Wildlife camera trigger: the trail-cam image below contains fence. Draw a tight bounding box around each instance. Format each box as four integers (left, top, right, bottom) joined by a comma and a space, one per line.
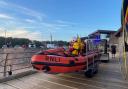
0, 48, 41, 78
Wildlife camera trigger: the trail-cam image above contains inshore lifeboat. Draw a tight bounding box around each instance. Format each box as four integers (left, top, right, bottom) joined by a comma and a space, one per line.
31, 48, 97, 73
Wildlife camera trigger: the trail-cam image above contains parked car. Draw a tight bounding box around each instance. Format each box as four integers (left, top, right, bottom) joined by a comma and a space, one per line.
28, 43, 36, 48
2, 45, 7, 48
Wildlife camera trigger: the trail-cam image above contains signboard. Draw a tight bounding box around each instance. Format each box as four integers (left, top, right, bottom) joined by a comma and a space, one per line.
93, 35, 101, 45
45, 56, 60, 62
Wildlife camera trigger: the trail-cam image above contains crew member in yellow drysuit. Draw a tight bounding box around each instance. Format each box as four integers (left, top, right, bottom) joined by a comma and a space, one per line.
71, 37, 85, 56
72, 41, 80, 56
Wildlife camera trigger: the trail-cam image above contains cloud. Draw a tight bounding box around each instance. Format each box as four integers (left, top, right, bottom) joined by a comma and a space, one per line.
0, 13, 13, 20
0, 0, 46, 21
0, 1, 77, 41
0, 0, 8, 6
25, 19, 35, 23
40, 22, 71, 30
0, 28, 43, 41
18, 6, 45, 21
0, 1, 74, 28
56, 20, 76, 25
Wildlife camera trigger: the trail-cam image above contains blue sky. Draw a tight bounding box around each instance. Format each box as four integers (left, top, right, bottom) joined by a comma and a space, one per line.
0, 0, 122, 41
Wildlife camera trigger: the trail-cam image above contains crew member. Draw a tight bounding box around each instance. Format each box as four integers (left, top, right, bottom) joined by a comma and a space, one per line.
66, 37, 85, 56
71, 37, 84, 56
71, 41, 79, 56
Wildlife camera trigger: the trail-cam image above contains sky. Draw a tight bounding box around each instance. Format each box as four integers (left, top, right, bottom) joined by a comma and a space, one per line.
0, 0, 122, 41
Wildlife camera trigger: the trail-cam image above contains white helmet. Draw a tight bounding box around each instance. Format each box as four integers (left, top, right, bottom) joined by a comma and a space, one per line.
72, 37, 77, 42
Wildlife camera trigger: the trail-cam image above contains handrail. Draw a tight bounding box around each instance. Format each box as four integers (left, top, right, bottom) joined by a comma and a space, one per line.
0, 48, 40, 77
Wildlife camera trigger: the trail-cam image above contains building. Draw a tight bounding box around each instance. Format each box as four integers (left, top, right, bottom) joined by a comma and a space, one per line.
46, 44, 56, 49
114, 27, 123, 52
89, 30, 118, 44
115, 27, 122, 38
89, 30, 115, 39
88, 30, 117, 53
80, 36, 88, 40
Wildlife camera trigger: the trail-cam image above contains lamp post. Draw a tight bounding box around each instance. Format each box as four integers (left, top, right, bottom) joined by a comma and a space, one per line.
5, 29, 7, 46
50, 33, 52, 44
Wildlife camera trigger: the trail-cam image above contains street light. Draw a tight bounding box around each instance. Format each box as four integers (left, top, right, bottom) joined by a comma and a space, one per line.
5, 29, 7, 46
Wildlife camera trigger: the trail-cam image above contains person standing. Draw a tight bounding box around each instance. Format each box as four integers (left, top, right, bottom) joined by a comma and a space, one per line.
111, 45, 116, 58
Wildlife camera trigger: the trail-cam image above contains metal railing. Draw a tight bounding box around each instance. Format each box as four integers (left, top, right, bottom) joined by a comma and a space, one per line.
0, 48, 41, 77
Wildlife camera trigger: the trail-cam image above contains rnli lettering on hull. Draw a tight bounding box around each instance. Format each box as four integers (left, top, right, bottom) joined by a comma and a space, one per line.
45, 56, 60, 62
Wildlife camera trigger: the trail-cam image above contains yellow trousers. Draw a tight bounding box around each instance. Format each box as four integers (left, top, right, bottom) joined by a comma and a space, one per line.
72, 50, 79, 56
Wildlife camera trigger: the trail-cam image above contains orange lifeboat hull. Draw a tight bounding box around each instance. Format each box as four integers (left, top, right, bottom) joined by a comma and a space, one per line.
31, 54, 88, 73
31, 47, 99, 73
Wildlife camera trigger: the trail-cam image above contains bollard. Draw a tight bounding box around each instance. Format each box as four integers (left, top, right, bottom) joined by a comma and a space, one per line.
8, 64, 12, 75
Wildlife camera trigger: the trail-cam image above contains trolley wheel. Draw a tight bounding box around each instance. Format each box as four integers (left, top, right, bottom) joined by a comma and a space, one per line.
101, 60, 109, 63
8, 71, 12, 75
85, 69, 94, 78
94, 69, 98, 74
43, 66, 51, 72
94, 62, 99, 74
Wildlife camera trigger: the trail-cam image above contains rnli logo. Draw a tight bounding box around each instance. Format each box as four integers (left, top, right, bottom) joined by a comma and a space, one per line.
45, 56, 60, 62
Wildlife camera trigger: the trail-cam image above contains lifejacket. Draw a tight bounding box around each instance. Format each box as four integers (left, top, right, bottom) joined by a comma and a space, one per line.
72, 42, 80, 56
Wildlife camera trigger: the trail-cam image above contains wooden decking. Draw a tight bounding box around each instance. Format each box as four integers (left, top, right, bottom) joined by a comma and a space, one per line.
0, 57, 128, 89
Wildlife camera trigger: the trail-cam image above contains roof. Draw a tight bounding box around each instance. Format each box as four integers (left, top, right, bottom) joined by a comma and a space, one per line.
80, 36, 88, 40
89, 30, 116, 37
114, 27, 122, 37
81, 30, 117, 40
